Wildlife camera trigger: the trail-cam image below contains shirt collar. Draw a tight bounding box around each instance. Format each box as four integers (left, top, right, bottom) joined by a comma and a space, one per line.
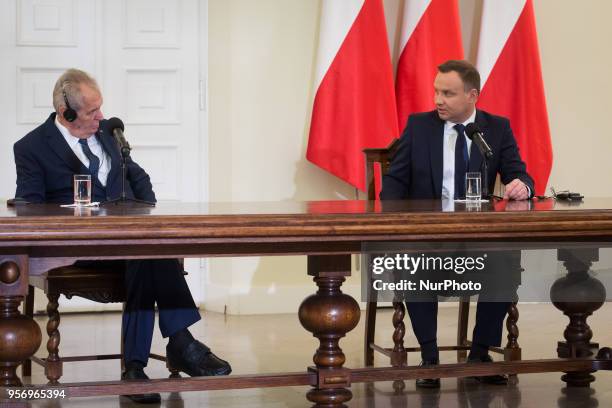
54, 115, 96, 148
445, 109, 477, 130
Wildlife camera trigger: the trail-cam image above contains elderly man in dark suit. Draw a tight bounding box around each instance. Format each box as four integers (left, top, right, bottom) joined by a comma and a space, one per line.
14, 69, 231, 404
381, 60, 533, 388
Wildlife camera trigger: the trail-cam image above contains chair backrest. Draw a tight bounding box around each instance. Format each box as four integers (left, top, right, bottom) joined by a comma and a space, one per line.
363, 138, 400, 201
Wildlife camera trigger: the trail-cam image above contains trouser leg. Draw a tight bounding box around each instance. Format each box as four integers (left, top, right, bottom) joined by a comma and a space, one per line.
471, 301, 511, 347
123, 260, 156, 365
406, 301, 439, 360
147, 259, 201, 338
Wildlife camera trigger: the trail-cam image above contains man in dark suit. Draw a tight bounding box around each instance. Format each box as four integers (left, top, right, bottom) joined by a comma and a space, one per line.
381, 60, 534, 388
14, 69, 231, 403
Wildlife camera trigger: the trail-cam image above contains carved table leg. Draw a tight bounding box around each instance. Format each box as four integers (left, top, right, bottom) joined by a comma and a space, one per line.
505, 302, 521, 384
551, 248, 605, 387
391, 302, 408, 398
0, 257, 42, 386
390, 302, 407, 367
299, 255, 360, 408
45, 293, 62, 384
505, 302, 520, 359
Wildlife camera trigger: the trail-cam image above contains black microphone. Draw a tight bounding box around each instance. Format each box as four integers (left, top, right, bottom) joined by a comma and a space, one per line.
107, 117, 131, 157
465, 122, 493, 160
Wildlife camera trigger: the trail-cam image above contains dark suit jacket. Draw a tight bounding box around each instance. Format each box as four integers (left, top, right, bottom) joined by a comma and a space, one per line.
14, 113, 155, 204
381, 109, 534, 200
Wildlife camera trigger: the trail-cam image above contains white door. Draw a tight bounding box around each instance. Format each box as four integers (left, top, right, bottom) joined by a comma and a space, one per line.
0, 0, 208, 311
0, 0, 98, 197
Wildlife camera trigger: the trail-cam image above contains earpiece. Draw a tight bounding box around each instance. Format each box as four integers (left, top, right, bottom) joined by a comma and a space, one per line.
62, 90, 77, 122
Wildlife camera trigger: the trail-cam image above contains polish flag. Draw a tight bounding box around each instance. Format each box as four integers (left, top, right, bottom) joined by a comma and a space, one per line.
395, 0, 464, 129
476, 0, 552, 195
307, 0, 398, 191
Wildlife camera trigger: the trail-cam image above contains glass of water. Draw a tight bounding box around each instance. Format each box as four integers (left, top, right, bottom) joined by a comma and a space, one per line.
73, 174, 92, 205
465, 172, 481, 201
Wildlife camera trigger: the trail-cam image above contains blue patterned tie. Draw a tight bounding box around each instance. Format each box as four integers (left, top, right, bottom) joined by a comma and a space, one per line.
78, 138, 100, 179
454, 124, 468, 199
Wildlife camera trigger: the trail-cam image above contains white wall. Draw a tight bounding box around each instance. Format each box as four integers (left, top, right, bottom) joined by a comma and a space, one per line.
533, 0, 612, 197
206, 0, 361, 315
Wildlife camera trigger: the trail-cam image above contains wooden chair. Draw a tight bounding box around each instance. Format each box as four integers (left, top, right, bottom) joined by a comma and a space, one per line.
22, 262, 181, 383
362, 139, 521, 367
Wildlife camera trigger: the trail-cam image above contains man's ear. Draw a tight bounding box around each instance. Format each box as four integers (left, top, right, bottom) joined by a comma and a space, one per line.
469, 89, 479, 104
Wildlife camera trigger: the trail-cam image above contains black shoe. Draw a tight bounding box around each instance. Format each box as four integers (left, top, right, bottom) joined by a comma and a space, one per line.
121, 366, 161, 404
467, 354, 508, 385
167, 339, 232, 377
416, 359, 440, 389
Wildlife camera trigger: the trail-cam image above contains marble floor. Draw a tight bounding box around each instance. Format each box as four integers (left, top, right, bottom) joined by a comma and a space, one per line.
8, 303, 612, 407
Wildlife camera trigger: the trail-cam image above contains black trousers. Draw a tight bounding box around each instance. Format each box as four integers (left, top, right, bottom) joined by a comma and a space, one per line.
405, 250, 521, 350
75, 259, 201, 364
406, 300, 511, 348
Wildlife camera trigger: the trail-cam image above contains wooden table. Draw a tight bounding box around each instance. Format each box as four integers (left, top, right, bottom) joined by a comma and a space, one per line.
1, 198, 612, 406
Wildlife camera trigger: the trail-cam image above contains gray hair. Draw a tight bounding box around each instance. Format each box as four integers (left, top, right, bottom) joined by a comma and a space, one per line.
52, 69, 100, 112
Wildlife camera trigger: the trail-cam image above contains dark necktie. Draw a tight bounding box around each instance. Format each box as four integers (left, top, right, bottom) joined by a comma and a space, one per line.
78, 138, 100, 179
454, 124, 468, 199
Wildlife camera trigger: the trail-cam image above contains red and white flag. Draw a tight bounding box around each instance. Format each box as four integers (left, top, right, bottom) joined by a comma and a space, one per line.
476, 0, 552, 195
307, 0, 398, 191
395, 0, 464, 129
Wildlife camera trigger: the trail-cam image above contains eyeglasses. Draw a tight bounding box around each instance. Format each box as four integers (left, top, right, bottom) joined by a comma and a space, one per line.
550, 187, 583, 201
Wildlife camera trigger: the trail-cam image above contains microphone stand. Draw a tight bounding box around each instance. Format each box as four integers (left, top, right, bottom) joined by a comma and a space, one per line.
102, 145, 155, 207
481, 157, 490, 200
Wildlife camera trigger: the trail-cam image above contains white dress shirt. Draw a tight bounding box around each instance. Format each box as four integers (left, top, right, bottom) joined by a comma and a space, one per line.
441, 110, 476, 200
55, 117, 111, 187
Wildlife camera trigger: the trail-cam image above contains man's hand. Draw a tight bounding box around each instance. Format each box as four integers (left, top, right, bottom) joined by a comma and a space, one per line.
503, 179, 530, 201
